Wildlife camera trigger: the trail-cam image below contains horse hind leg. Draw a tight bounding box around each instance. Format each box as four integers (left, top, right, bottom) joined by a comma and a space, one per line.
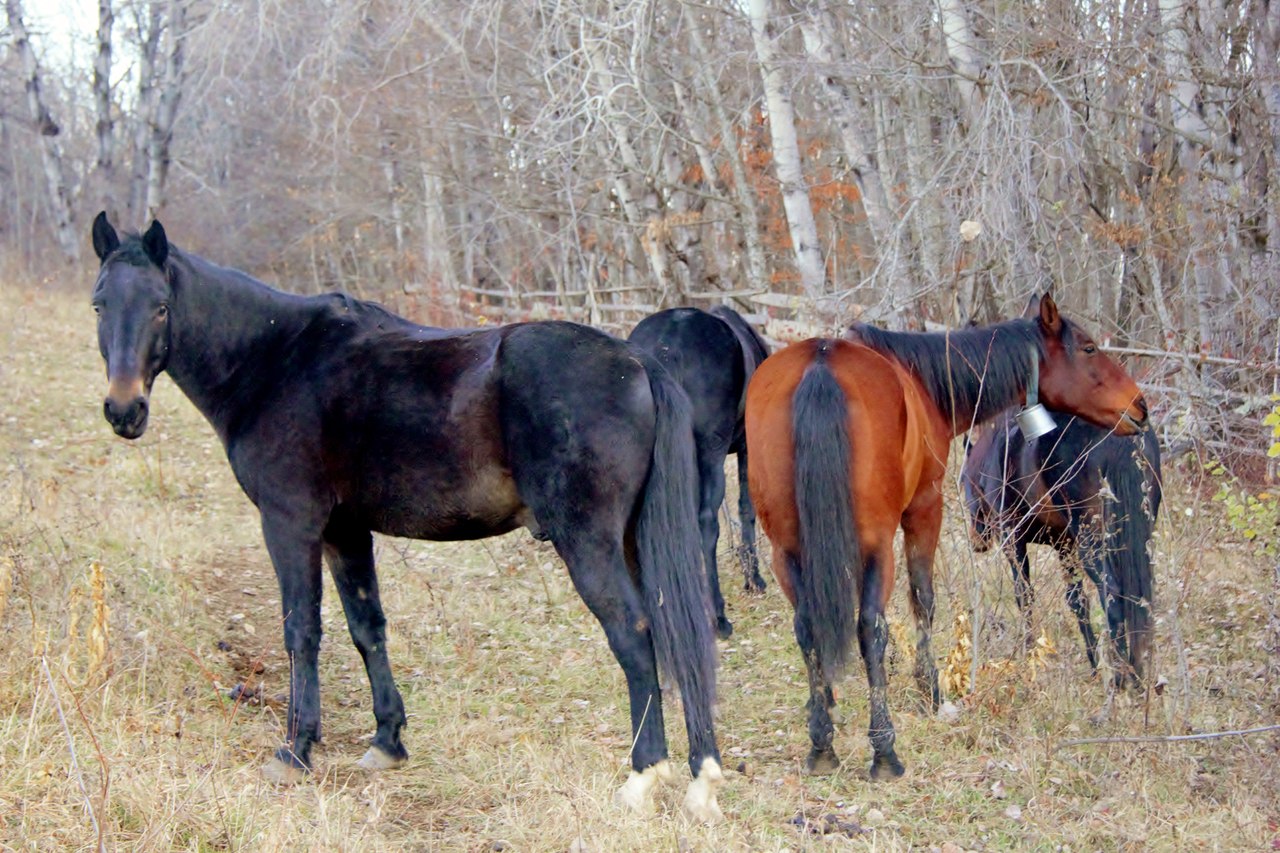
902, 499, 942, 710
735, 450, 767, 594
1004, 539, 1036, 655
323, 512, 408, 770
554, 538, 673, 814
698, 451, 733, 639
794, 602, 840, 775
1057, 543, 1100, 673
860, 546, 905, 780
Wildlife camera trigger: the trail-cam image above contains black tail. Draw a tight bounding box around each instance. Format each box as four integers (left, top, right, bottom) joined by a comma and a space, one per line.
791, 342, 859, 679
1102, 429, 1162, 684
634, 354, 717, 743
709, 305, 771, 398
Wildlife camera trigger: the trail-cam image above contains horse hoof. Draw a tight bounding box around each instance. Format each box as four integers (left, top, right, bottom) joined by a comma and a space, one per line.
614, 759, 672, 814
743, 575, 767, 596
868, 755, 905, 781
682, 757, 724, 823
357, 745, 407, 771
715, 617, 734, 640
262, 756, 308, 786
805, 749, 840, 776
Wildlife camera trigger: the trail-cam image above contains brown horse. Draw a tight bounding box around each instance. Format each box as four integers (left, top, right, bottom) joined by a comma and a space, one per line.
745, 294, 1147, 779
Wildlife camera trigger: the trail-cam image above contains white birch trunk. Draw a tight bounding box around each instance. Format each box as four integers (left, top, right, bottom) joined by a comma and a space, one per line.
936, 0, 984, 126
6, 0, 79, 261
128, 1, 163, 224
1158, 0, 1232, 356
1252, 0, 1280, 293
581, 27, 674, 299
747, 0, 827, 299
145, 0, 188, 220
791, 1, 893, 250
94, 0, 114, 177
684, 10, 771, 294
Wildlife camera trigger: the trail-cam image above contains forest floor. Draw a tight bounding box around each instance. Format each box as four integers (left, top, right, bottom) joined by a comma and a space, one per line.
1, 279, 1277, 851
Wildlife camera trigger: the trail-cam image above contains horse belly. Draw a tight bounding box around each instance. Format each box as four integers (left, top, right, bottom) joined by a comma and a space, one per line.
363, 461, 527, 542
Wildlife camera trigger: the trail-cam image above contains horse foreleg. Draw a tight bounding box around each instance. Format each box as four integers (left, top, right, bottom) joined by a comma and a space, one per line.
697, 453, 733, 639
323, 515, 408, 771
859, 548, 904, 780
260, 514, 325, 784
902, 498, 942, 710
735, 450, 766, 595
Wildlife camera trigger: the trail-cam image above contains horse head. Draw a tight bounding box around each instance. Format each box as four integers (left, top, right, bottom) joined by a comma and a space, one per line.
1030, 293, 1148, 436
90, 211, 172, 439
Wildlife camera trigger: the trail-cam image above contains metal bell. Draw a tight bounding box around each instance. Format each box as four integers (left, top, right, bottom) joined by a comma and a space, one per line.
1016, 402, 1057, 440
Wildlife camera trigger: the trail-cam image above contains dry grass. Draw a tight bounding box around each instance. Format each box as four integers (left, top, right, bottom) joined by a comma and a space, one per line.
1, 277, 1277, 852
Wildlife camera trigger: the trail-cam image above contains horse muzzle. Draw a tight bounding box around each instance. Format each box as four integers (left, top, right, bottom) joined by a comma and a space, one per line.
104, 377, 150, 439
1117, 396, 1150, 435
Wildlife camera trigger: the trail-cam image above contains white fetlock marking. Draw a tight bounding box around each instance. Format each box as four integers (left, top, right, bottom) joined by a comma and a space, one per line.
614, 759, 672, 813
262, 756, 306, 786
682, 757, 725, 823
357, 746, 405, 771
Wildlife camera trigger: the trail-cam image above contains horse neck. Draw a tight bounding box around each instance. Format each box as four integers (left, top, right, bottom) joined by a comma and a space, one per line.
857, 319, 1037, 437
164, 250, 313, 434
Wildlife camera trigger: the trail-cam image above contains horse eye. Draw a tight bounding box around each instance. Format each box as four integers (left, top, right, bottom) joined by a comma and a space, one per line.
1082, 344, 1097, 355
156, 304, 169, 320
92, 304, 102, 316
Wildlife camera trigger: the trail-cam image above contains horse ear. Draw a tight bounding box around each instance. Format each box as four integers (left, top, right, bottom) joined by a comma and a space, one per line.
91, 211, 119, 263
1037, 292, 1062, 334
1021, 294, 1040, 319
142, 220, 169, 267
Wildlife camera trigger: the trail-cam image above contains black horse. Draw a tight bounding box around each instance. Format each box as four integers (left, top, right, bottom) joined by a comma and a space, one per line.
628, 307, 770, 639
89, 213, 724, 820
961, 409, 1162, 688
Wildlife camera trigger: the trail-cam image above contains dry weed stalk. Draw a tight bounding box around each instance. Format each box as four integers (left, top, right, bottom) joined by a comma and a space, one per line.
88, 561, 111, 681
0, 552, 13, 624
65, 580, 83, 681
940, 610, 1057, 701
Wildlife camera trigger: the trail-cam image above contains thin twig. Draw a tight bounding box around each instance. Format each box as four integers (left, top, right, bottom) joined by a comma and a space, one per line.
1101, 343, 1280, 376
1056, 723, 1280, 750
41, 656, 105, 852
57, 668, 111, 853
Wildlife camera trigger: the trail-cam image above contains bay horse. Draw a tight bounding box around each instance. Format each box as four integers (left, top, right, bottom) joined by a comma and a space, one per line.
88, 213, 724, 820
961, 407, 1161, 688
744, 294, 1148, 779
629, 306, 771, 638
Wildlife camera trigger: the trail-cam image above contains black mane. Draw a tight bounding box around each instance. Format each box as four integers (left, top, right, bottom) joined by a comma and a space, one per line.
850, 318, 1076, 427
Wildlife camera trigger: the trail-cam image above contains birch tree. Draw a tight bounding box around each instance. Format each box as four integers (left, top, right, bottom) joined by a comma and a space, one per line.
6, 0, 79, 261
746, 0, 827, 300
144, 0, 188, 220
93, 0, 115, 211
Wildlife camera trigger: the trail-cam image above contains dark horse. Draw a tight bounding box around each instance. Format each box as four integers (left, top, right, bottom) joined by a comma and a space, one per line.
629, 306, 771, 639
89, 213, 724, 819
961, 407, 1161, 689
745, 295, 1148, 779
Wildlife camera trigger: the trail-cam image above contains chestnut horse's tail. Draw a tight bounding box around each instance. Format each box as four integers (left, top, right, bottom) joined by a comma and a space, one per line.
791, 342, 859, 679
1104, 429, 1162, 684
634, 353, 717, 741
